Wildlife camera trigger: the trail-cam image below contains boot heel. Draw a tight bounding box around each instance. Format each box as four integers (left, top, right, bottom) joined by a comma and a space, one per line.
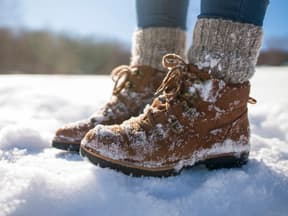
204, 152, 249, 170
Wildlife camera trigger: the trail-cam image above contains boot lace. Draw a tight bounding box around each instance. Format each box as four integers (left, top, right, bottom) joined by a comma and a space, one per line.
137, 53, 257, 129
90, 65, 136, 123
138, 54, 194, 128
111, 65, 136, 95
154, 54, 188, 100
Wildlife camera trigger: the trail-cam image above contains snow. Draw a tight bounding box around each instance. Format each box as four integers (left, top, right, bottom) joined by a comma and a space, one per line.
195, 54, 221, 71
0, 67, 288, 216
189, 79, 225, 103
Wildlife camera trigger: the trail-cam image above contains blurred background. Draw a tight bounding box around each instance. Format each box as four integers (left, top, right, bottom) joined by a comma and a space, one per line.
0, 0, 287, 75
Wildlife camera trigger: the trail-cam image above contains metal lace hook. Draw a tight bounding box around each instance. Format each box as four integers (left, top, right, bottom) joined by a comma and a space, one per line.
248, 97, 257, 104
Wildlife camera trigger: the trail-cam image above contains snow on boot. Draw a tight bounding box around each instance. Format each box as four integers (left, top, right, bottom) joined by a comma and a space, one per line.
80, 54, 256, 176
52, 65, 166, 151
52, 27, 186, 152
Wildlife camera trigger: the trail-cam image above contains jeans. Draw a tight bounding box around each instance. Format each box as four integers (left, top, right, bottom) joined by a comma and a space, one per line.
199, 0, 269, 26
136, 0, 189, 30
136, 0, 268, 29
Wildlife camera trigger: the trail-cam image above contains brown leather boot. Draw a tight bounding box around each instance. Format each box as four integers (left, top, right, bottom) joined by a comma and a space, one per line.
52, 65, 166, 151
80, 54, 256, 176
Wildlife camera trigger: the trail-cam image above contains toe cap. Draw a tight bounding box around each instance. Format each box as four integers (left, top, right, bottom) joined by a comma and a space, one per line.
54, 120, 94, 143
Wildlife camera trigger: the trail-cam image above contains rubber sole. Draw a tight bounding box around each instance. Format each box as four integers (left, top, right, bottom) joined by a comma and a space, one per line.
80, 146, 249, 177
52, 140, 80, 152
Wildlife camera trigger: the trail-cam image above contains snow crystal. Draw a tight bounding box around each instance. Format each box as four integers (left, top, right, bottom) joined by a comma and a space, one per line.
208, 104, 214, 111
83, 125, 128, 161
151, 123, 167, 141
209, 128, 223, 135
0, 69, 288, 216
131, 131, 147, 146
190, 80, 220, 103
95, 142, 128, 161
190, 79, 226, 103
195, 80, 214, 102
234, 100, 240, 105
214, 106, 225, 113
196, 54, 221, 71
174, 135, 250, 171
93, 124, 115, 137
218, 79, 226, 90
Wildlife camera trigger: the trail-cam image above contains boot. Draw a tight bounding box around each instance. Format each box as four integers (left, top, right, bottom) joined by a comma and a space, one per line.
52, 65, 166, 151
80, 54, 256, 176
52, 27, 186, 151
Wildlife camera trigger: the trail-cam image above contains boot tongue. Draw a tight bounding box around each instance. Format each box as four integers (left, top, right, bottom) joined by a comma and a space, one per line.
150, 64, 229, 122
188, 64, 212, 80
142, 54, 227, 127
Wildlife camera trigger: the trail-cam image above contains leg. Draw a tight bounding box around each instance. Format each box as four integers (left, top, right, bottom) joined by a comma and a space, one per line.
52, 0, 189, 151
131, 0, 189, 71
80, 0, 271, 176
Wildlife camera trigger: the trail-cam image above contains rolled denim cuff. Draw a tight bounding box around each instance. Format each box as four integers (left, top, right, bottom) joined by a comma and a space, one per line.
199, 0, 269, 26
136, 0, 189, 30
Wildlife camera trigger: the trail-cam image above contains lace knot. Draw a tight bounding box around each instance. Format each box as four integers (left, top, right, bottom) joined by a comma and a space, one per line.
162, 53, 186, 69
154, 54, 187, 99
111, 65, 133, 95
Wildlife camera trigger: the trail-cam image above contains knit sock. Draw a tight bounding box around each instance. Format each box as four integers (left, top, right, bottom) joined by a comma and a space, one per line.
131, 27, 186, 71
188, 18, 263, 83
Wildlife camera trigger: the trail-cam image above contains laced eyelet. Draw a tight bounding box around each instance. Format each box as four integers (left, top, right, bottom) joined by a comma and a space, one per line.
171, 121, 184, 133
194, 79, 202, 85
132, 69, 142, 76
183, 91, 198, 102
158, 96, 166, 103
153, 128, 164, 139
191, 93, 198, 99
125, 81, 134, 89
90, 117, 96, 123
117, 106, 126, 112
185, 107, 197, 116
168, 116, 184, 133
183, 92, 191, 98
102, 110, 108, 116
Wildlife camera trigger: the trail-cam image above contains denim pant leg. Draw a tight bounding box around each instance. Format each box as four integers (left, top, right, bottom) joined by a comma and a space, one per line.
136, 0, 189, 30
199, 0, 269, 26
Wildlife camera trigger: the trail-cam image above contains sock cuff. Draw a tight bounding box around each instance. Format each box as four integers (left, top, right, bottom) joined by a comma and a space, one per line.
188, 18, 263, 83
131, 27, 186, 71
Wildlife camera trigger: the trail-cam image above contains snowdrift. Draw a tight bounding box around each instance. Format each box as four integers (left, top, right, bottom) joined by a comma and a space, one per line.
0, 67, 288, 216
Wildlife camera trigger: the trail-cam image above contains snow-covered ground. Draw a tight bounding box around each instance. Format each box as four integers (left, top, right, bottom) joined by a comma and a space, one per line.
0, 67, 288, 216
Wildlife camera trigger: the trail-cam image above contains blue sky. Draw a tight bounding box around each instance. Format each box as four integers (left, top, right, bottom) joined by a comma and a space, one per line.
20, 0, 288, 50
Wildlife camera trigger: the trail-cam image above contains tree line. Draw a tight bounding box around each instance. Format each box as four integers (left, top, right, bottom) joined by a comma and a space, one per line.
0, 28, 287, 75
0, 28, 130, 74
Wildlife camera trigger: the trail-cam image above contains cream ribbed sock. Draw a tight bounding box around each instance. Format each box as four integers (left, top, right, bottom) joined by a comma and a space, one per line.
188, 18, 263, 83
131, 27, 186, 71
